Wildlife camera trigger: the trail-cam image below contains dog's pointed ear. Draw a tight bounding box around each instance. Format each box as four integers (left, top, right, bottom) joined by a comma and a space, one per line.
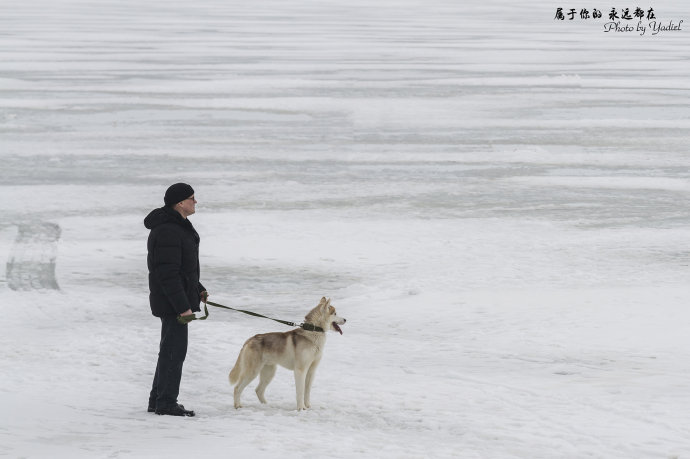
325, 298, 331, 307
319, 297, 327, 306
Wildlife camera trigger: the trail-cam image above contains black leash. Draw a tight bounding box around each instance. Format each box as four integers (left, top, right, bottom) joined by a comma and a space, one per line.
177, 300, 325, 333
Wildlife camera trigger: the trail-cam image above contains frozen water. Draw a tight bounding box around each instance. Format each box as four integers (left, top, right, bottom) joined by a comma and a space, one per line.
1, 0, 690, 458
6, 222, 61, 290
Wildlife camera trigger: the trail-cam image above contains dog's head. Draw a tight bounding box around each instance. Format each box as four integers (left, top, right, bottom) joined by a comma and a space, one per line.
305, 297, 346, 335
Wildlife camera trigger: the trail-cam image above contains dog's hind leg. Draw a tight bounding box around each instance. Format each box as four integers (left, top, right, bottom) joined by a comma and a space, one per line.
255, 364, 276, 404
233, 364, 262, 409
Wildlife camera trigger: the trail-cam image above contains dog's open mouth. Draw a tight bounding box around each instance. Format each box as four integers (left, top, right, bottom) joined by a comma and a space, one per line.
332, 322, 343, 335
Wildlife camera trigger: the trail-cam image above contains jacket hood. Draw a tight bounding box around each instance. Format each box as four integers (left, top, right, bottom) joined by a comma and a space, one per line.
144, 206, 200, 243
144, 206, 182, 230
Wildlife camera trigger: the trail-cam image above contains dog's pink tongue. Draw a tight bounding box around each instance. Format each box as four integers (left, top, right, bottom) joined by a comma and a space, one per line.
333, 322, 343, 335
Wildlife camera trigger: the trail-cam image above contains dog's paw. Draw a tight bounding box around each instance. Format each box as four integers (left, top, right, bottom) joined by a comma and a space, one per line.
234, 403, 242, 409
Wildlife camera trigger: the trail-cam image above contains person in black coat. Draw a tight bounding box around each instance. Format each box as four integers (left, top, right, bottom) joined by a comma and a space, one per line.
145, 183, 208, 417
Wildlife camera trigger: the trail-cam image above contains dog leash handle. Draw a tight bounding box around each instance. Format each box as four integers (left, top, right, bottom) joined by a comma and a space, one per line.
177, 303, 210, 325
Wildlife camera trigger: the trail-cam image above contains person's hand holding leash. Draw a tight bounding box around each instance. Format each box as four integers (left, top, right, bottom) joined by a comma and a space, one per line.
177, 308, 195, 325
177, 292, 210, 325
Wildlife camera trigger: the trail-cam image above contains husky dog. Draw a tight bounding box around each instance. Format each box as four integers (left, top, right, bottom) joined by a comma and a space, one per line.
229, 297, 346, 411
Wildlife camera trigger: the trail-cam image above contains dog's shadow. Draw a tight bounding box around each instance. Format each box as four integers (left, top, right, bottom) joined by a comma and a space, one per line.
213, 405, 316, 418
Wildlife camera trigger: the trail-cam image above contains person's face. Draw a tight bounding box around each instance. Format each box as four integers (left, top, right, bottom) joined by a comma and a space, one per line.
177, 195, 197, 217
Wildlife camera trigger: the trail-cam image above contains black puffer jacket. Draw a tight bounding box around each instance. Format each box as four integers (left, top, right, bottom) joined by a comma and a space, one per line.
145, 206, 205, 317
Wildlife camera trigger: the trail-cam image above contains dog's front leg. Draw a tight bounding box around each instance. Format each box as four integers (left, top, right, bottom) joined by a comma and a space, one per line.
294, 368, 308, 411
304, 360, 321, 409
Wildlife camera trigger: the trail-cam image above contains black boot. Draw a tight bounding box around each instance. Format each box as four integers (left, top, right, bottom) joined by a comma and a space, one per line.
148, 402, 185, 413
155, 404, 195, 417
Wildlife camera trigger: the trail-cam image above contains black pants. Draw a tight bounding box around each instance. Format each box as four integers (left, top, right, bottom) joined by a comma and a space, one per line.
149, 316, 188, 410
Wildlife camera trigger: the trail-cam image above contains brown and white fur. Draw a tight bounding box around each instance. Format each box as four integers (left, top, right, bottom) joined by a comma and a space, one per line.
228, 297, 346, 411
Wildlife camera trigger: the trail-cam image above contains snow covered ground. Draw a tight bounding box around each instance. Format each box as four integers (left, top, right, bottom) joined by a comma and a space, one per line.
1, 0, 690, 457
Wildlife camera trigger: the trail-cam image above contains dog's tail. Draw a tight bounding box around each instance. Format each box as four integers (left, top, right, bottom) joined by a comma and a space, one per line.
228, 348, 243, 385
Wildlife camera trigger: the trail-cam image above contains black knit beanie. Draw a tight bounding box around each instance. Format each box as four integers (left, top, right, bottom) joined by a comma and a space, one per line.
164, 183, 194, 207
